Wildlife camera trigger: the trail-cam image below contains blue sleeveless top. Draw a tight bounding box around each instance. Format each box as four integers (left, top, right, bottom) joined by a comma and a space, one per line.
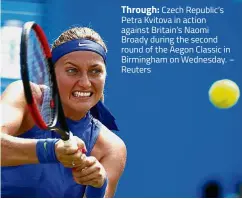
1, 113, 102, 198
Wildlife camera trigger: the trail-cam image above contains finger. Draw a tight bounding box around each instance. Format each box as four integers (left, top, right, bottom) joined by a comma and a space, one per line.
58, 140, 78, 155
73, 163, 98, 178
72, 159, 89, 171
72, 153, 87, 167
59, 152, 86, 167
59, 159, 75, 168
74, 156, 97, 171
72, 163, 86, 172
55, 141, 75, 163
74, 177, 99, 187
74, 171, 98, 184
84, 156, 97, 167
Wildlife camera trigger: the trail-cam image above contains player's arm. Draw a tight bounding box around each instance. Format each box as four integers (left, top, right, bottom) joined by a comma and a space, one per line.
1, 81, 87, 167
1, 133, 39, 166
0, 80, 39, 166
72, 125, 127, 197
98, 130, 127, 197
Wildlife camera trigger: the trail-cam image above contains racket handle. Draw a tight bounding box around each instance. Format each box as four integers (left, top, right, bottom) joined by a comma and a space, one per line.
63, 132, 77, 147
63, 132, 87, 154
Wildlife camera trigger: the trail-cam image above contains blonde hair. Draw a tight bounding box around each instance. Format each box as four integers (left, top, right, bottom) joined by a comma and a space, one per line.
52, 27, 107, 52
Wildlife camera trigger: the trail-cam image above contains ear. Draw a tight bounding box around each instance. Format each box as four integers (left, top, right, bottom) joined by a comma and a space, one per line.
100, 94, 104, 103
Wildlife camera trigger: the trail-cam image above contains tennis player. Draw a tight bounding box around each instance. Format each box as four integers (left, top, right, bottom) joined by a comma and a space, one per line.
1, 27, 127, 197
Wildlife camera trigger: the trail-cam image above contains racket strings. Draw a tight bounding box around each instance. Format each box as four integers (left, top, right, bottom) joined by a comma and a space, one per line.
27, 30, 54, 126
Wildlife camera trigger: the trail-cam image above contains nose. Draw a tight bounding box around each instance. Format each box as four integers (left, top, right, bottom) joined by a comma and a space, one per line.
77, 73, 91, 88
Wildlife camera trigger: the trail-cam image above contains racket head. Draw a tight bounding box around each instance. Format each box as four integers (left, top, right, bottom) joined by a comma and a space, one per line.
20, 21, 70, 140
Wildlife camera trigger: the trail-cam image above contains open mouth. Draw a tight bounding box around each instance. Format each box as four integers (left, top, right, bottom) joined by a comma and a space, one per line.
72, 91, 93, 98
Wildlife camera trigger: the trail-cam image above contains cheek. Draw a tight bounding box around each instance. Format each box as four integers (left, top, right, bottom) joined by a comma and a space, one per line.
56, 74, 73, 95
93, 78, 105, 95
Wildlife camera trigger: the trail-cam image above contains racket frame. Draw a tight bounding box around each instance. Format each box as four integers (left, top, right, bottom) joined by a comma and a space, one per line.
20, 21, 70, 141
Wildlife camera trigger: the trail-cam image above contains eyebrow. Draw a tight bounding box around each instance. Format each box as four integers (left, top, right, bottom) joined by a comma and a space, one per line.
64, 61, 104, 68
89, 63, 104, 68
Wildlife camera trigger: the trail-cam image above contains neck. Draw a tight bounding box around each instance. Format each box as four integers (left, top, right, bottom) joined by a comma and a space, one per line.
64, 108, 88, 121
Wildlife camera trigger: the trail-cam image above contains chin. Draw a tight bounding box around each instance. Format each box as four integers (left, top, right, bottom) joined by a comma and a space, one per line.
72, 102, 94, 113
63, 102, 91, 117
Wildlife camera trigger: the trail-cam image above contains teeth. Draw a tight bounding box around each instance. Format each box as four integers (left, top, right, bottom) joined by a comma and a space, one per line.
73, 91, 91, 97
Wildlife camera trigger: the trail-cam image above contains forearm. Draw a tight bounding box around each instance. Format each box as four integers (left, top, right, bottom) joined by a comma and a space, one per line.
104, 184, 116, 198
1, 133, 39, 166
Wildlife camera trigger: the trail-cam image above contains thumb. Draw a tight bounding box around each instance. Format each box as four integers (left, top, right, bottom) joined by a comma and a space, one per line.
74, 136, 87, 153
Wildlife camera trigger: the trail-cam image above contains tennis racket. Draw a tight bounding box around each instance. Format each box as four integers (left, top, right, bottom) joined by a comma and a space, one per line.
20, 21, 74, 146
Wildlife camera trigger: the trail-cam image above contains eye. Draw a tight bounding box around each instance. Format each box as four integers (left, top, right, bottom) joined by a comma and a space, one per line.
89, 68, 102, 75
66, 68, 78, 75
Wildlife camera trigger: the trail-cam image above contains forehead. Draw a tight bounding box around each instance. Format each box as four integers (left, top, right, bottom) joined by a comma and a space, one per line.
56, 51, 105, 67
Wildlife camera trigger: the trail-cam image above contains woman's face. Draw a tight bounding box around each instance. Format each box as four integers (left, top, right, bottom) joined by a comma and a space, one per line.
55, 51, 106, 119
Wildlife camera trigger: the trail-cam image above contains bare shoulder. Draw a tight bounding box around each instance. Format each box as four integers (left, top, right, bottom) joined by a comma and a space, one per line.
0, 80, 42, 135
1, 80, 43, 105
100, 124, 126, 149
1, 80, 25, 104
91, 123, 127, 162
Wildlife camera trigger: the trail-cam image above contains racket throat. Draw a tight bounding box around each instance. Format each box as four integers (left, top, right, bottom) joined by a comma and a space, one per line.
50, 127, 70, 141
